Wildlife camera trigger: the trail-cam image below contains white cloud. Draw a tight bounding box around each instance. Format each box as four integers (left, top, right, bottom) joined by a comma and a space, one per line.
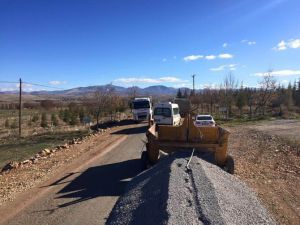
241, 39, 256, 45
254, 70, 300, 77
247, 41, 256, 45
222, 43, 228, 48
115, 78, 159, 83
210, 64, 237, 72
289, 39, 300, 48
3, 83, 41, 92
183, 55, 203, 61
274, 40, 287, 50
205, 55, 216, 60
210, 65, 226, 71
115, 76, 187, 84
183, 53, 234, 61
218, 53, 233, 59
273, 39, 300, 51
172, 83, 192, 88
49, 80, 66, 85
199, 83, 220, 89
16, 83, 34, 91
159, 77, 182, 82
162, 58, 167, 62
0, 87, 16, 92
228, 64, 237, 70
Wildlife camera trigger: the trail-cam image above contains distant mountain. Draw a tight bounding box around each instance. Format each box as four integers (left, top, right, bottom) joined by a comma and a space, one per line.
30, 84, 127, 96
143, 85, 177, 95
0, 84, 189, 97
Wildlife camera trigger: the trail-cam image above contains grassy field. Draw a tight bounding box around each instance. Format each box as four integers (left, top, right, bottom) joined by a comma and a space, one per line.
0, 129, 90, 168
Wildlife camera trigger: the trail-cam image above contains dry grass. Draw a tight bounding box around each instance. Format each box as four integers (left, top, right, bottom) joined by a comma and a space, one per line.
0, 129, 90, 168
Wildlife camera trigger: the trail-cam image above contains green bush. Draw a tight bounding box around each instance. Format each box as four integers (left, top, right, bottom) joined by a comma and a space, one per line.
51, 113, 59, 126
63, 109, 70, 123
32, 114, 39, 122
59, 109, 64, 120
69, 113, 79, 125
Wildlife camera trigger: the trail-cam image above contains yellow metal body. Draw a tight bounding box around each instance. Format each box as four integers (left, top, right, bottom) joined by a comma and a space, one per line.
146, 115, 230, 166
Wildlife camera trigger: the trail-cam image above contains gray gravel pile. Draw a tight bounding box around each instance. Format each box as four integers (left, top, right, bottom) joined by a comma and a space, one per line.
106, 152, 276, 225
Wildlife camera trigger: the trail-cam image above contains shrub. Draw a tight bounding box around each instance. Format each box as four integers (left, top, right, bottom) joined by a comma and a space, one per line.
32, 114, 39, 122
10, 120, 17, 129
4, 119, 9, 128
63, 109, 70, 123
41, 113, 48, 128
51, 113, 59, 126
69, 113, 79, 125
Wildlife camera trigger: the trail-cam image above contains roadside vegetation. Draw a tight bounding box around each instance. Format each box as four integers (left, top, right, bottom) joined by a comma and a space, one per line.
0, 85, 131, 167
0, 130, 89, 168
176, 73, 300, 123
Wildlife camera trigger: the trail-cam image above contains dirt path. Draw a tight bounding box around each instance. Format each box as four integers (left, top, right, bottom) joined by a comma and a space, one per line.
0, 123, 147, 225
227, 120, 300, 225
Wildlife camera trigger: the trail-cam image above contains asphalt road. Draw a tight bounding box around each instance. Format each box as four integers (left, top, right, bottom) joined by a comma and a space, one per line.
5, 125, 147, 225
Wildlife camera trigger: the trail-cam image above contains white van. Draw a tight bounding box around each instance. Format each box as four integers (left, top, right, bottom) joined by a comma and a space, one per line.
153, 102, 181, 126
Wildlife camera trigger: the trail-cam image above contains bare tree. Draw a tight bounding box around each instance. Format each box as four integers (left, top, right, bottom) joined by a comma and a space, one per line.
254, 72, 277, 116
221, 73, 238, 118
92, 88, 110, 126
244, 87, 255, 118
236, 84, 246, 116
127, 86, 139, 99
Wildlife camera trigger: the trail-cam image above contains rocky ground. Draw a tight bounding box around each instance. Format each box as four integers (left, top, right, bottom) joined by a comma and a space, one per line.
228, 123, 300, 225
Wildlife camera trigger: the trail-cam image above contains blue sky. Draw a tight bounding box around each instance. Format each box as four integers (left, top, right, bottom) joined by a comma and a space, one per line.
0, 0, 300, 91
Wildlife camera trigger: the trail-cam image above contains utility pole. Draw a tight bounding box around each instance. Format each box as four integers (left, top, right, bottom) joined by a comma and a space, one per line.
192, 74, 196, 95
19, 78, 22, 138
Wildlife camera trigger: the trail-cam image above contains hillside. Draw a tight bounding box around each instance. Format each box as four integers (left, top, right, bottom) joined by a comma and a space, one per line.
0, 84, 189, 98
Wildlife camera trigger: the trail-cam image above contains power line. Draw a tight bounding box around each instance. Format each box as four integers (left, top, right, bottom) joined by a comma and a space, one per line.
23, 81, 65, 90
0, 81, 19, 84
0, 80, 66, 90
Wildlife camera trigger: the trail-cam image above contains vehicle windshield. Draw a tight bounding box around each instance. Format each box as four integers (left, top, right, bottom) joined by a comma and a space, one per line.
197, 116, 212, 121
133, 101, 150, 109
154, 108, 171, 117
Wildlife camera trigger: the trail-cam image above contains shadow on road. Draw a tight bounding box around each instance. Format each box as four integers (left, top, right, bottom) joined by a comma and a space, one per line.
111, 125, 148, 135
53, 159, 142, 208
90, 119, 136, 130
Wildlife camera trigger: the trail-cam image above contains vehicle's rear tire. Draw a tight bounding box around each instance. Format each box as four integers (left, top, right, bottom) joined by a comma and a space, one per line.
223, 155, 234, 174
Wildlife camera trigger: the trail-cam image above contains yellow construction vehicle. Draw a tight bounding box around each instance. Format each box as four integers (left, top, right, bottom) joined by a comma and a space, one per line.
143, 114, 234, 174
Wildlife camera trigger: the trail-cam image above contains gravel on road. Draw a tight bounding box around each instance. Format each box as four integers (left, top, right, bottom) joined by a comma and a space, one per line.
107, 151, 276, 225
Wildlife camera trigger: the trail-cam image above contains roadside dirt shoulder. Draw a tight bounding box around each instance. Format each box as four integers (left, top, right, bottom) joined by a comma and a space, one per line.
0, 123, 140, 208
227, 123, 300, 225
